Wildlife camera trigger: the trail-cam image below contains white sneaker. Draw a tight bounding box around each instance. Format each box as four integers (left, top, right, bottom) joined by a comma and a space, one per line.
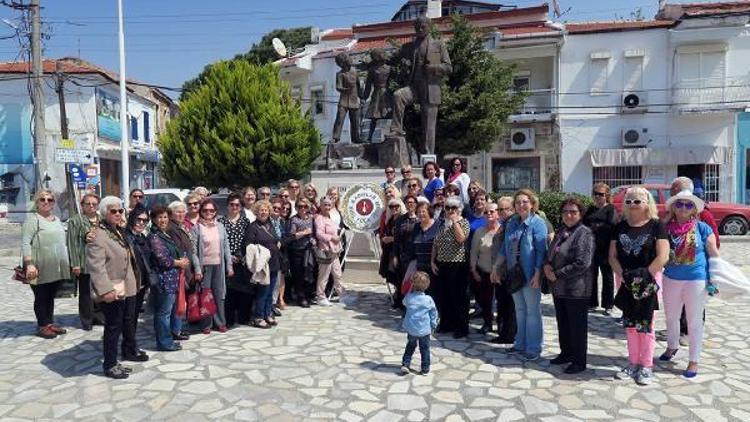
615, 365, 638, 380
636, 367, 654, 386
400, 365, 410, 375
318, 298, 332, 307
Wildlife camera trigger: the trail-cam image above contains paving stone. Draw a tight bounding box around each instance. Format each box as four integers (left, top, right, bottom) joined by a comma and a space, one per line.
388, 394, 428, 411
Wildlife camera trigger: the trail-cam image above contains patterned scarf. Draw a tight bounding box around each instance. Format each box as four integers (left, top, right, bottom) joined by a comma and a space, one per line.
667, 219, 697, 265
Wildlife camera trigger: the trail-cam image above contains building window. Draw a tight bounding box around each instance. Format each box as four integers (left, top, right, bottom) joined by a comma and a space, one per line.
310, 87, 325, 116
130, 116, 139, 141
676, 48, 726, 106
589, 57, 610, 94
143, 112, 150, 143
513, 74, 530, 92
623, 56, 644, 91
492, 157, 541, 193
703, 164, 720, 203
593, 166, 642, 189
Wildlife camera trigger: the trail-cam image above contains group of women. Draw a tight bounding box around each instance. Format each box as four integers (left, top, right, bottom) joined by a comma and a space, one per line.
378, 160, 718, 382
21, 180, 349, 379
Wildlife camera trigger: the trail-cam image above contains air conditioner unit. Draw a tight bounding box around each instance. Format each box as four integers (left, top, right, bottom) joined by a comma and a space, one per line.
622, 128, 650, 148
339, 156, 357, 169
621, 92, 648, 113
510, 128, 535, 151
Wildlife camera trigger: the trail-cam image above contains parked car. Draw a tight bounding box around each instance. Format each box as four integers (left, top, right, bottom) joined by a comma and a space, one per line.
611, 184, 750, 235
143, 188, 189, 210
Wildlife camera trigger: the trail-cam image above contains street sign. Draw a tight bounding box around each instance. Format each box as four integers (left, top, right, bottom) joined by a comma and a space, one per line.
60, 138, 76, 149
69, 164, 87, 183
54, 148, 94, 164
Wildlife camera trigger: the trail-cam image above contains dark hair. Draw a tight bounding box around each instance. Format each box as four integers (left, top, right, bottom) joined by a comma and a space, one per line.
559, 196, 587, 216
226, 192, 241, 205
199, 198, 218, 215
416, 202, 434, 218
127, 203, 149, 228
469, 189, 488, 210
148, 204, 169, 222
403, 194, 418, 204
129, 188, 144, 197
421, 161, 441, 179
446, 157, 466, 178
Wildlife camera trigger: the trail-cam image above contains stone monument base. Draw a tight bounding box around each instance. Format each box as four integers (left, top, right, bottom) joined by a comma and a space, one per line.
378, 135, 409, 168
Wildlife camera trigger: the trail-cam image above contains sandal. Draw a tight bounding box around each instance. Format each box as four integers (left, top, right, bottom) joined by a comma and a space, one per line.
265, 317, 278, 326
253, 319, 271, 329
659, 348, 678, 361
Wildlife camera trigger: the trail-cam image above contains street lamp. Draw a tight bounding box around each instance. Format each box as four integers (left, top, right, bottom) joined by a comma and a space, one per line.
117, 0, 129, 201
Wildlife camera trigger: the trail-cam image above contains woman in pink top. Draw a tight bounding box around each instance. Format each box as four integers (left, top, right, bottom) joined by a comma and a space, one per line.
191, 199, 233, 334
314, 197, 344, 306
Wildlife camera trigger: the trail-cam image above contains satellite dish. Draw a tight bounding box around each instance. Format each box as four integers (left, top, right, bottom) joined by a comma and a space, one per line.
272, 38, 288, 58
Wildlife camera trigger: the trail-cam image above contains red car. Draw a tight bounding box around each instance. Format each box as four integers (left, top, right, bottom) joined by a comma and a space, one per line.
611, 184, 750, 235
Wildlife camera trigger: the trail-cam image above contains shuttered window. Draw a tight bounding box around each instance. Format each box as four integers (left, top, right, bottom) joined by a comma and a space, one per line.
589, 58, 609, 94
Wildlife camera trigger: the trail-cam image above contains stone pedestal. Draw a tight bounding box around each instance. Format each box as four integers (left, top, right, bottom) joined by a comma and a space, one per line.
378, 135, 409, 168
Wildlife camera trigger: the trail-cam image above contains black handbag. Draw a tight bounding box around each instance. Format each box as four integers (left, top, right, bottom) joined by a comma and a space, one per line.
505, 224, 528, 294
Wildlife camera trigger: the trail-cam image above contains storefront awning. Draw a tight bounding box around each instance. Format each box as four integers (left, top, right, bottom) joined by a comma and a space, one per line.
589, 146, 732, 167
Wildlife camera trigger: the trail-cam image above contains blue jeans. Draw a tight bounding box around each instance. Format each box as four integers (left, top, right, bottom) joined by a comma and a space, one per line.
512, 285, 543, 355
402, 334, 431, 372
254, 272, 278, 319
153, 290, 180, 350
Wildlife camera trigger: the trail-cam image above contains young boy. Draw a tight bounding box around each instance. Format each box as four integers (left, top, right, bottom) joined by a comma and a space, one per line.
401, 271, 438, 375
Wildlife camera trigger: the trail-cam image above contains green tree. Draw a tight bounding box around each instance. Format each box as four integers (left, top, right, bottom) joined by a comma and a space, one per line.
180, 27, 312, 100
390, 14, 526, 158
160, 61, 321, 188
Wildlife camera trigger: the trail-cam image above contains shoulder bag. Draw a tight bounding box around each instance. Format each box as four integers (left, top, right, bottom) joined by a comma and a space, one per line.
13, 215, 40, 284
311, 218, 335, 264
505, 223, 528, 294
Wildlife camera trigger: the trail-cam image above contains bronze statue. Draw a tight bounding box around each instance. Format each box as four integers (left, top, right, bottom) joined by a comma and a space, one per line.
360, 48, 391, 142
389, 15, 452, 155
332, 52, 362, 144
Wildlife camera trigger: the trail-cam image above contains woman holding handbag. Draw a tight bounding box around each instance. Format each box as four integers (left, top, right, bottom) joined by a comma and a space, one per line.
86, 196, 139, 379
167, 201, 198, 339
499, 189, 548, 361
149, 205, 190, 351
314, 197, 345, 306
543, 197, 595, 374
191, 199, 233, 334
21, 189, 71, 339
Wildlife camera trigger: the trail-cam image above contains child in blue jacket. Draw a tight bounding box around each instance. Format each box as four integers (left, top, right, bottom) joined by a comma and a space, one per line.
401, 271, 438, 375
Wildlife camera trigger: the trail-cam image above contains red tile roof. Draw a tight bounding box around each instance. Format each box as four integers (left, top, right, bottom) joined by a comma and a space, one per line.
680, 1, 750, 17
566, 20, 675, 34
321, 28, 354, 41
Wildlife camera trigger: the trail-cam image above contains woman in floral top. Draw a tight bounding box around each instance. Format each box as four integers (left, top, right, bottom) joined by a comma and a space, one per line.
432, 196, 470, 338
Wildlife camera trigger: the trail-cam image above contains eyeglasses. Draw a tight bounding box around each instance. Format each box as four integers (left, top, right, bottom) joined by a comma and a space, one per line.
280, 194, 289, 198
135, 217, 149, 224
290, 185, 300, 190
187, 202, 199, 207
498, 207, 512, 212
272, 206, 282, 211
385, 170, 395, 174
593, 192, 606, 197
389, 205, 400, 209
229, 203, 241, 207
445, 206, 458, 211
83, 202, 98, 207
674, 200, 695, 210
109, 209, 125, 215
38, 197, 55, 203
624, 199, 643, 205
562, 209, 580, 215
406, 201, 416, 205
201, 208, 217, 214
484, 210, 497, 215
131, 194, 144, 199
409, 184, 418, 188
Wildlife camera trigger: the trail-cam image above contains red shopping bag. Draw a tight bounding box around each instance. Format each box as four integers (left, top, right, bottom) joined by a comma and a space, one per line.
199, 287, 217, 317
175, 270, 187, 319
186, 290, 202, 323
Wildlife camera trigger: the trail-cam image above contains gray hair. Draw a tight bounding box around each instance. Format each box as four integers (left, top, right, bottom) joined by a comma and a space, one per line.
99, 195, 123, 216
193, 186, 209, 196
671, 176, 694, 192
168, 200, 186, 212
486, 203, 498, 212
445, 196, 463, 211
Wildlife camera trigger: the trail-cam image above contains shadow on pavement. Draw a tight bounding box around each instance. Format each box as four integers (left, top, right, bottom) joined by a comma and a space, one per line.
0, 313, 81, 339
41, 339, 103, 377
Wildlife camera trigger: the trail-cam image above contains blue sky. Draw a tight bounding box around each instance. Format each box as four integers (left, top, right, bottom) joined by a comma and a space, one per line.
0, 1, 715, 92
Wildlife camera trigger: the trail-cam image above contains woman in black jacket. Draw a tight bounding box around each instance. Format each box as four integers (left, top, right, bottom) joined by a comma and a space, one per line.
246, 200, 281, 328
543, 197, 595, 374
583, 182, 617, 314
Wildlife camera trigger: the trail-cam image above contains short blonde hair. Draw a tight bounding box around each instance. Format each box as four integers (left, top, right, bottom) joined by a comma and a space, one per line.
622, 186, 658, 222
411, 271, 431, 292
384, 184, 401, 200
497, 196, 513, 207
252, 199, 273, 216
33, 189, 55, 203
513, 188, 539, 213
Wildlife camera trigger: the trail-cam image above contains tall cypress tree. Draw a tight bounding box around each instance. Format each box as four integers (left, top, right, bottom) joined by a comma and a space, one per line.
160, 61, 321, 188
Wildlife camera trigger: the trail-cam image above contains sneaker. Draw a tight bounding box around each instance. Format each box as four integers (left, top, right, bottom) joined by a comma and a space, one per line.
615, 365, 638, 380
318, 298, 332, 307
400, 365, 410, 375
419, 369, 430, 376
636, 367, 654, 386
104, 365, 129, 379
522, 353, 540, 362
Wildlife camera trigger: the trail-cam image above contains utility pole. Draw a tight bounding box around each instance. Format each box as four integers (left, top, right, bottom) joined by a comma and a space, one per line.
30, 0, 46, 190
55, 63, 78, 216
117, 0, 129, 201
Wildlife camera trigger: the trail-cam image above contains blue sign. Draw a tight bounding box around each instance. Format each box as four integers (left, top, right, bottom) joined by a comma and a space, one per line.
69, 164, 87, 183
0, 103, 33, 164
96, 88, 122, 142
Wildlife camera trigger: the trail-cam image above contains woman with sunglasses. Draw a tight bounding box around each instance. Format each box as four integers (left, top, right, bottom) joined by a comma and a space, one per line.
67, 193, 104, 331
121, 204, 153, 360
609, 186, 669, 386
22, 190, 71, 339
432, 196, 471, 338
303, 183, 320, 214
583, 182, 617, 315
379, 199, 404, 307
659, 190, 719, 379
499, 189, 548, 360
445, 158, 470, 205
405, 177, 423, 198
183, 192, 202, 231
191, 199, 233, 334
86, 196, 139, 379
218, 193, 253, 327
148, 205, 190, 351
277, 188, 294, 217
247, 200, 283, 326
393, 194, 419, 309
470, 203, 503, 335
270, 197, 290, 314
422, 161, 444, 203
287, 198, 315, 307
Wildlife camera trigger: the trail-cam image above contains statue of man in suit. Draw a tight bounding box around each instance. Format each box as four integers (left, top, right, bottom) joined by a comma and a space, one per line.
332, 52, 362, 144
389, 15, 452, 155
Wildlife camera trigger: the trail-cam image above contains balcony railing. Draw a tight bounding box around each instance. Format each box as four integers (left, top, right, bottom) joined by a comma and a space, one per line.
672, 76, 750, 112
510, 88, 555, 122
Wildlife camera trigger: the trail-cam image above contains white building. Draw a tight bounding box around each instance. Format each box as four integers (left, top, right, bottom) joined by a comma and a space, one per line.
0, 58, 175, 220
560, 2, 750, 203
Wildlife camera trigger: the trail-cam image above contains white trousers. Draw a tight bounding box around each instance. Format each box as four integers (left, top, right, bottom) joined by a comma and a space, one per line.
663, 276, 707, 362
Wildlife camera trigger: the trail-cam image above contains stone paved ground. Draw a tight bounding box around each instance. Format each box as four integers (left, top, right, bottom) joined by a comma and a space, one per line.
0, 234, 750, 421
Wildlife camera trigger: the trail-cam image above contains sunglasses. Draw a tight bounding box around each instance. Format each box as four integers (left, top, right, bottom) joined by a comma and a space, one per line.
290, 185, 300, 189
272, 206, 282, 211
389, 205, 400, 209
201, 208, 217, 213
445, 206, 458, 211
109, 209, 125, 215
674, 201, 695, 210
281, 194, 290, 198
453, 163, 461, 167
409, 184, 418, 188
83, 202, 98, 207
624, 199, 643, 205
187, 202, 199, 206
484, 210, 496, 215
385, 170, 395, 174
401, 170, 411, 175
260, 192, 271, 196
131, 195, 144, 199
299, 205, 309, 209
39, 198, 55, 203
593, 192, 606, 197
135, 217, 149, 224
